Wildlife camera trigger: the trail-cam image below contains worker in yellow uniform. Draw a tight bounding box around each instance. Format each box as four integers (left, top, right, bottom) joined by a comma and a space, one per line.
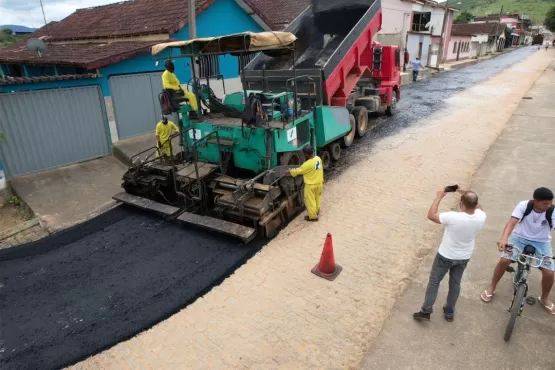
162, 59, 199, 113
286, 145, 324, 221
155, 115, 179, 164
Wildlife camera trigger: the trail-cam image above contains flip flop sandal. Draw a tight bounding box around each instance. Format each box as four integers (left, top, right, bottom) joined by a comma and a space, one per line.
538, 297, 555, 315
480, 290, 494, 303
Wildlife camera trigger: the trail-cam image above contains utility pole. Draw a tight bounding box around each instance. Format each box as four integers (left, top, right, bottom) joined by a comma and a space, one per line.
437, 0, 450, 67
188, 0, 201, 79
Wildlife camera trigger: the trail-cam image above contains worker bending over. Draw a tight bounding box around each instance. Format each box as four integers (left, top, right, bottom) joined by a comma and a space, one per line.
155, 115, 179, 164
286, 145, 324, 221
162, 60, 199, 113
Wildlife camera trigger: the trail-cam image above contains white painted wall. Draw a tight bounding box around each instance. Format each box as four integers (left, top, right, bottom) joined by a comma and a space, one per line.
471, 34, 489, 43
430, 8, 446, 36
407, 33, 432, 66
379, 0, 412, 35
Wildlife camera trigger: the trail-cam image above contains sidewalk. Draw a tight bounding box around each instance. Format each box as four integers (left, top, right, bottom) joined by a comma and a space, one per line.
360, 59, 555, 369
72, 50, 553, 369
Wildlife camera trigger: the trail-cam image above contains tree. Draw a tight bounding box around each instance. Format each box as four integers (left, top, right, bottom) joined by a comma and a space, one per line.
545, 6, 555, 33
454, 10, 474, 24
1, 28, 13, 35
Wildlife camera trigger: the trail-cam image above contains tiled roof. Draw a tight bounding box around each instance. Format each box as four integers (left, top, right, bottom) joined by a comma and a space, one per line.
0, 73, 99, 85
0, 41, 159, 69
451, 22, 505, 37
244, 0, 310, 30
31, 0, 215, 41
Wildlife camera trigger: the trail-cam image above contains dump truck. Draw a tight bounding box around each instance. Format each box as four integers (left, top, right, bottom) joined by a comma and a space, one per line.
113, 0, 401, 243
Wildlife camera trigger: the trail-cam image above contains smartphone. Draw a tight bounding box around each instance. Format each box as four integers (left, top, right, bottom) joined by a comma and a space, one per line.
445, 184, 459, 192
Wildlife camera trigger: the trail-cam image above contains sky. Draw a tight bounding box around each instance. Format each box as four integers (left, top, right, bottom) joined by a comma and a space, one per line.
0, 0, 122, 28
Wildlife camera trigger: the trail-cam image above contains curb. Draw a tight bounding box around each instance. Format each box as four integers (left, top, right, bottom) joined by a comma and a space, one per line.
0, 218, 40, 242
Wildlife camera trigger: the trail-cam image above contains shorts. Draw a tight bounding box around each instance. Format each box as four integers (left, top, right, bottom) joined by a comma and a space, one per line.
502, 235, 554, 271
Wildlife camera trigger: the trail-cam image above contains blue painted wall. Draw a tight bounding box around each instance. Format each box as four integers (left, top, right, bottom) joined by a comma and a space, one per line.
0, 0, 262, 96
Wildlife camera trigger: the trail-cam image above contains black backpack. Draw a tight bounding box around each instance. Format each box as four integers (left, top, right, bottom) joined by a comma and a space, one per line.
521, 200, 554, 229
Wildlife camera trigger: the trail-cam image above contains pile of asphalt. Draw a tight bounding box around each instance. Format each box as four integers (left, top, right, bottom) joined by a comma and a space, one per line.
0, 206, 262, 370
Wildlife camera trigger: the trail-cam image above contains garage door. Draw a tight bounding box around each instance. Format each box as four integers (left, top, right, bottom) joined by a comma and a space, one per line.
109, 72, 164, 140
0, 86, 111, 179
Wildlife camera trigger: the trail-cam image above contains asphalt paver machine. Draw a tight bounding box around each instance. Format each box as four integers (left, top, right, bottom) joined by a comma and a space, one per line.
113, 0, 401, 243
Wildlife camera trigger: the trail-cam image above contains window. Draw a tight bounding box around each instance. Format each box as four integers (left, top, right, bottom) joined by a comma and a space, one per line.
7, 64, 23, 77
238, 53, 258, 73
411, 12, 431, 32
453, 42, 457, 53
198, 55, 220, 79
466, 42, 470, 52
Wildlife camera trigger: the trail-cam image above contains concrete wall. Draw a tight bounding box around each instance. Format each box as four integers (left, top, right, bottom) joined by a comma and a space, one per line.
442, 11, 454, 61
379, 0, 411, 35
407, 33, 431, 66
446, 35, 472, 61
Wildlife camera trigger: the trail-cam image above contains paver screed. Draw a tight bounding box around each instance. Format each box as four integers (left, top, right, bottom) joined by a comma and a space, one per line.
73, 51, 554, 369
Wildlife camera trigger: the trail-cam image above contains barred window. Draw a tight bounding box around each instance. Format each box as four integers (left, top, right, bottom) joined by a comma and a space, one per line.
198, 55, 220, 79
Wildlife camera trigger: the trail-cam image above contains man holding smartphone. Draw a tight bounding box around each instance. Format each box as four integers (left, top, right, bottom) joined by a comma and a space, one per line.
413, 186, 487, 322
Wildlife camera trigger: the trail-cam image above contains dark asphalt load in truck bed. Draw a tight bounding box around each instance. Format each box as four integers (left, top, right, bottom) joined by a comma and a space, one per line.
0, 206, 263, 370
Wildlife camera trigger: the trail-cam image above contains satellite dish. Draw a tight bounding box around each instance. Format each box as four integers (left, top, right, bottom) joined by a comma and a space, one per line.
26, 39, 48, 57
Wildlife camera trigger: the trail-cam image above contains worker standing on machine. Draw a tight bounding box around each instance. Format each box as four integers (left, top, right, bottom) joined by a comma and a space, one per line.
156, 115, 179, 164
162, 60, 199, 114
286, 145, 324, 222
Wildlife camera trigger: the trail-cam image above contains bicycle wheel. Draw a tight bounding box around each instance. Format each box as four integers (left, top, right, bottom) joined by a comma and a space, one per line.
504, 284, 526, 341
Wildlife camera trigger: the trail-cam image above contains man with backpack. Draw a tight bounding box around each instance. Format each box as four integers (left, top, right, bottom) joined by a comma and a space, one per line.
481, 187, 555, 315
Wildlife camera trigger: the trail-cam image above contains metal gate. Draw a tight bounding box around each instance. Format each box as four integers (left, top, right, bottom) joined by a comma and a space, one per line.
0, 86, 110, 179
109, 72, 164, 140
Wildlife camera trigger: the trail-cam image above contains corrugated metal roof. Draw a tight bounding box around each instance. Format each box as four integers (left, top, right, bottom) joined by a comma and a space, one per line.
0, 73, 100, 85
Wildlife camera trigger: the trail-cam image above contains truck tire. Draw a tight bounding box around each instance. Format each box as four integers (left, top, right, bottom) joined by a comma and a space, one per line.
341, 114, 356, 148
352, 106, 369, 138
318, 151, 331, 170
386, 92, 398, 116
328, 142, 341, 161
279, 150, 305, 166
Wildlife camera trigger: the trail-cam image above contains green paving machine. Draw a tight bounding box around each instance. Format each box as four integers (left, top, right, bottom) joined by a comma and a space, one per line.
114, 0, 401, 242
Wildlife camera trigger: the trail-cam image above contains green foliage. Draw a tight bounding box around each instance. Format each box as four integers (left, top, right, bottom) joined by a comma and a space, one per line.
454, 0, 555, 24
545, 6, 555, 32
2, 28, 13, 35
0, 131, 6, 142
0, 31, 24, 47
455, 10, 474, 23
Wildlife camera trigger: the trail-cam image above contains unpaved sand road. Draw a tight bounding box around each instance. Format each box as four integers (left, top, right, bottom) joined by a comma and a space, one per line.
72, 49, 553, 369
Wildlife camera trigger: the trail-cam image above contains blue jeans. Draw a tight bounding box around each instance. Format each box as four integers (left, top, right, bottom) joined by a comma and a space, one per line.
502, 235, 554, 271
413, 70, 419, 81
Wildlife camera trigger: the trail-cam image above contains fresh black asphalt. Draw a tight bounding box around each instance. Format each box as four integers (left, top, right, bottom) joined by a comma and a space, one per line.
0, 206, 262, 370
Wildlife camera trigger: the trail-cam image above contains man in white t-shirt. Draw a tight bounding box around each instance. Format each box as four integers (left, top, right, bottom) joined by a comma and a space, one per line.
414, 187, 487, 322
481, 187, 554, 315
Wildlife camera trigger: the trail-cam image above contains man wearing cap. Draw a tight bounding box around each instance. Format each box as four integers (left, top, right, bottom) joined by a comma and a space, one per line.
155, 115, 179, 163
285, 145, 324, 221
162, 59, 199, 113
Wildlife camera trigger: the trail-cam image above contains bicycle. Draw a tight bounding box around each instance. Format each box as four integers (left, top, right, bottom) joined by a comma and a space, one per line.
503, 244, 554, 342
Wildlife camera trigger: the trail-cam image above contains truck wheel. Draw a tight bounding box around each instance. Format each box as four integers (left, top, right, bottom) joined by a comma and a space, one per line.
280, 150, 305, 166
386, 92, 398, 116
352, 106, 369, 138
329, 142, 341, 161
341, 114, 356, 148
318, 151, 331, 170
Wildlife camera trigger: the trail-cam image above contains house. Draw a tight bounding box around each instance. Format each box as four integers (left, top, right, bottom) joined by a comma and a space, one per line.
450, 22, 505, 60
472, 13, 531, 47
377, 0, 456, 67
0, 0, 303, 179
0, 25, 37, 35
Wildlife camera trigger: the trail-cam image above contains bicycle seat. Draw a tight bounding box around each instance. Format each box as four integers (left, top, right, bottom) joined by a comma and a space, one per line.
523, 245, 536, 256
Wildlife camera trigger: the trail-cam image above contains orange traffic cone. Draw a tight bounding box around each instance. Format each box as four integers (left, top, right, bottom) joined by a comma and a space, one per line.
311, 233, 342, 281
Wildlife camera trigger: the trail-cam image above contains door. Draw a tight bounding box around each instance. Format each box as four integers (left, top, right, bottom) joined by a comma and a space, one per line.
109, 72, 164, 140
0, 86, 110, 178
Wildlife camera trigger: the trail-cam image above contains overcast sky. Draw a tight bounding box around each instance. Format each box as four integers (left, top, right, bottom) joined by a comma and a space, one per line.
0, 0, 121, 27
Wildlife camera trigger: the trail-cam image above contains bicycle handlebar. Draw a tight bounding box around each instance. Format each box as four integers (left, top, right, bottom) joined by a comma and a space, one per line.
505, 244, 553, 268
